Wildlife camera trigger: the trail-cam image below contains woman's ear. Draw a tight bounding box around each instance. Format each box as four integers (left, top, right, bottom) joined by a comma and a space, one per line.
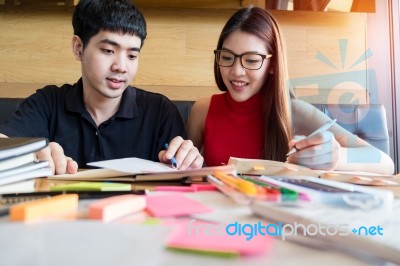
269, 66, 274, 75
268, 62, 275, 75
72, 35, 83, 61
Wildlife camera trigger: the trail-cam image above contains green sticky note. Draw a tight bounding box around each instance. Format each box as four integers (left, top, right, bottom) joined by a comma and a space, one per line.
166, 246, 239, 258
142, 217, 163, 225
50, 182, 131, 192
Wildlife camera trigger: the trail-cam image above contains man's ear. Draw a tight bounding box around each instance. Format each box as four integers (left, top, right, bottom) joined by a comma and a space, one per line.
72, 35, 83, 61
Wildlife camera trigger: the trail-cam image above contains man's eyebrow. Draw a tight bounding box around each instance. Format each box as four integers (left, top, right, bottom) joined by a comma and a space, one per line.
99, 38, 141, 52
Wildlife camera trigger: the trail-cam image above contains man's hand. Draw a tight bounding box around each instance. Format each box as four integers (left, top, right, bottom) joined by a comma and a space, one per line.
36, 142, 78, 174
158, 136, 204, 170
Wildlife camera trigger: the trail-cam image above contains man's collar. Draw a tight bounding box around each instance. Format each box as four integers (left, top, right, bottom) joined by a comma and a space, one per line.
115, 86, 138, 119
65, 79, 85, 114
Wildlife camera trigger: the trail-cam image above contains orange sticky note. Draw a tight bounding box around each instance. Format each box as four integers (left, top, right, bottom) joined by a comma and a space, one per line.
88, 194, 146, 222
10, 194, 79, 222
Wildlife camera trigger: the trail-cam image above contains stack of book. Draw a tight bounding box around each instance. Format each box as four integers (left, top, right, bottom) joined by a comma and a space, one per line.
0, 137, 53, 186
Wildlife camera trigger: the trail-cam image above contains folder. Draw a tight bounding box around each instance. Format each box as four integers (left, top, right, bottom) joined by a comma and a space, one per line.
0, 137, 48, 160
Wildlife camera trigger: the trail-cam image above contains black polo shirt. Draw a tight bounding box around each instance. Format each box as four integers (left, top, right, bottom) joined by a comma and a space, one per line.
0, 79, 186, 168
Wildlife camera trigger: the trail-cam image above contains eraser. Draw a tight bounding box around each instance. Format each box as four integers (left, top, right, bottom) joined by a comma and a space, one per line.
88, 194, 146, 222
10, 194, 79, 222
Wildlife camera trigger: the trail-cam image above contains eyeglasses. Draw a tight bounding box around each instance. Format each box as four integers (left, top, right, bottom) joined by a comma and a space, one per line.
214, 50, 272, 70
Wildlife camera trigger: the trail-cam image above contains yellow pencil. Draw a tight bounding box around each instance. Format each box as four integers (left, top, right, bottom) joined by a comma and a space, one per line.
213, 171, 258, 196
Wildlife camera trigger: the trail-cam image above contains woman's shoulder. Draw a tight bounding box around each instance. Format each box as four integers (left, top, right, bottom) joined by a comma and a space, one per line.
192, 93, 225, 111
290, 99, 317, 114
193, 96, 212, 112
290, 99, 329, 135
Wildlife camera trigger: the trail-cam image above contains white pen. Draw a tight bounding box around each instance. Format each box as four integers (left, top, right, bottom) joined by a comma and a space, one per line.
286, 119, 337, 156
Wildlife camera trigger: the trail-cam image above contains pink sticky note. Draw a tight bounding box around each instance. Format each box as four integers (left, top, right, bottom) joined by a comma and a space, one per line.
191, 184, 218, 191
166, 219, 272, 256
153, 186, 197, 192
146, 194, 212, 217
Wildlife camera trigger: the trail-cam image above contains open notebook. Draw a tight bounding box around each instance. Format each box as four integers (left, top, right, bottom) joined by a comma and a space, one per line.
49, 157, 236, 182
251, 199, 400, 265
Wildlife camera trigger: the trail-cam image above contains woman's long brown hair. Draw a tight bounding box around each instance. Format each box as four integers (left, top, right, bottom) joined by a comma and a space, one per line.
214, 7, 294, 162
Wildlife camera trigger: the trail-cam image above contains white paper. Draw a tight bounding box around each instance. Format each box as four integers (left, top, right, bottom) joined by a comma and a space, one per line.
87, 157, 176, 174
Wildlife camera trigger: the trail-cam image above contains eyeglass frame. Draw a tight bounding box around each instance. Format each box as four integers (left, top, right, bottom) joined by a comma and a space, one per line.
214, 49, 273, 70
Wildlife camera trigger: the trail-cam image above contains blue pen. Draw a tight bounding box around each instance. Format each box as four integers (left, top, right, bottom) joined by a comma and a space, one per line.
164, 143, 177, 168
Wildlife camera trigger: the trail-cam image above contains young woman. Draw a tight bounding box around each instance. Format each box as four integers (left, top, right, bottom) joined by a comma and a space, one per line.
187, 6, 394, 174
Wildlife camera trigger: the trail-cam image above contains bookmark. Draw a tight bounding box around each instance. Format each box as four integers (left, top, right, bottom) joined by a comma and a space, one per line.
50, 182, 132, 191
252, 166, 265, 171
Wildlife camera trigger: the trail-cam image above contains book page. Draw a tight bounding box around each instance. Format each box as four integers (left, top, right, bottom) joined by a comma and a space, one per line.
51, 158, 236, 182
228, 157, 319, 177
87, 157, 175, 174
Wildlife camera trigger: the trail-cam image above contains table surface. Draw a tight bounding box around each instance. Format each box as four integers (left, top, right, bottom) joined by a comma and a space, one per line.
0, 184, 390, 266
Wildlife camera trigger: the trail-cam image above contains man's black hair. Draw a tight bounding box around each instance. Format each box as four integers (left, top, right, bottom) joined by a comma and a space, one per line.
72, 0, 147, 48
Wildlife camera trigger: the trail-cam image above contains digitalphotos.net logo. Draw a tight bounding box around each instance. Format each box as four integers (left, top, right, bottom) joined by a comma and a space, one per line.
187, 219, 384, 241
288, 39, 381, 163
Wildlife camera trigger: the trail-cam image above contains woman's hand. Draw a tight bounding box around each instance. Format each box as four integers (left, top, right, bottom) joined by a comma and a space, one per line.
287, 131, 341, 170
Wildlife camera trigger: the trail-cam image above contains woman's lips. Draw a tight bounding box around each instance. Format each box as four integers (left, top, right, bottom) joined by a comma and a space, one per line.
231, 80, 248, 91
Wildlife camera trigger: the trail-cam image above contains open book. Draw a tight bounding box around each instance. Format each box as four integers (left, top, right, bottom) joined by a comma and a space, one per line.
228, 157, 319, 177
228, 157, 400, 188
49, 157, 236, 182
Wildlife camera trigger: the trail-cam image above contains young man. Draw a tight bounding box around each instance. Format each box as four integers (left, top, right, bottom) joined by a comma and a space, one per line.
0, 0, 203, 174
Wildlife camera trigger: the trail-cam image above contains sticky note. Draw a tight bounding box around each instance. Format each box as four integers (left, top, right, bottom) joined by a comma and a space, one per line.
50, 182, 131, 191
146, 194, 212, 217
153, 184, 218, 192
10, 194, 79, 222
166, 220, 272, 257
153, 186, 197, 192
191, 184, 218, 191
88, 194, 146, 222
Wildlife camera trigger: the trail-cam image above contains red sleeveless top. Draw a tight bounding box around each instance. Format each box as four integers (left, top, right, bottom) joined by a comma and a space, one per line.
204, 92, 263, 166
